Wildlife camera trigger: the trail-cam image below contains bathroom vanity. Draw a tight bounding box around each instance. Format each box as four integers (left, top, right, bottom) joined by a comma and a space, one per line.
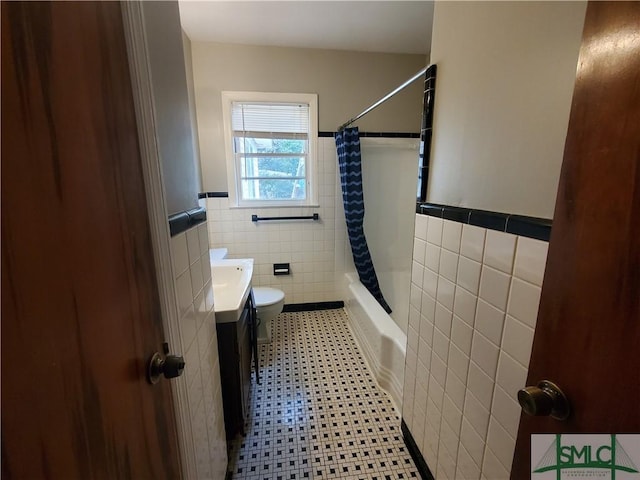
216, 292, 257, 439
210, 256, 259, 439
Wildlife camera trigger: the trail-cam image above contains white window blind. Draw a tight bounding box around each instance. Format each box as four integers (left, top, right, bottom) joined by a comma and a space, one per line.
231, 102, 310, 137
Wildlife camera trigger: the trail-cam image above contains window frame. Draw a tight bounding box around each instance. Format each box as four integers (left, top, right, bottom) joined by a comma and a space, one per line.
221, 91, 319, 208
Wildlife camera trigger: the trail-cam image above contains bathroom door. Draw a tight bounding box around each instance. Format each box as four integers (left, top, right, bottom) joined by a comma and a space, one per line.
511, 2, 640, 478
1, 2, 181, 478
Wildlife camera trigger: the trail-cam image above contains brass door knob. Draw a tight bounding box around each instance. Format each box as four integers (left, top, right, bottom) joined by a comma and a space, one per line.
517, 380, 570, 420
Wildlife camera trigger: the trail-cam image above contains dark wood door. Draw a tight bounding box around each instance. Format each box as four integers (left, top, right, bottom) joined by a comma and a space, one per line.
1, 2, 181, 478
511, 2, 640, 478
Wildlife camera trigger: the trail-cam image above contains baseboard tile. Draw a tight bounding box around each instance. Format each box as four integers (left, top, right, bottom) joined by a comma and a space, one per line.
282, 301, 345, 312
401, 419, 435, 480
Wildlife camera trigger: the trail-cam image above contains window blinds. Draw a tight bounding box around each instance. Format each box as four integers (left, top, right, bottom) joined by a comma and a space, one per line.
231, 102, 310, 135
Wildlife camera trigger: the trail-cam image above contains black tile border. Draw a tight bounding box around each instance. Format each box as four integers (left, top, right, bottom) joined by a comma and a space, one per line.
319, 131, 420, 138
416, 202, 552, 242
418, 64, 437, 202
168, 206, 207, 237
469, 209, 508, 232
198, 191, 229, 199
401, 419, 435, 480
507, 214, 553, 241
282, 301, 344, 313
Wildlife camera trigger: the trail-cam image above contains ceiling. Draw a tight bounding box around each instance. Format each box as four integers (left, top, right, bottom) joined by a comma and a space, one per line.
178, 1, 433, 55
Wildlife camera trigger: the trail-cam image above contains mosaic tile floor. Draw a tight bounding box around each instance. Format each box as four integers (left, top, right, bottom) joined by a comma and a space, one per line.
227, 309, 418, 479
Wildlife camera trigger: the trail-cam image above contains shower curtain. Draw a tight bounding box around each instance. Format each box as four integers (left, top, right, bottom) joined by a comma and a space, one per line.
335, 127, 392, 314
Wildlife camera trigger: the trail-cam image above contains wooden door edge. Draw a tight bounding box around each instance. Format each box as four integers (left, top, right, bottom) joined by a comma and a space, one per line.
121, 3, 197, 478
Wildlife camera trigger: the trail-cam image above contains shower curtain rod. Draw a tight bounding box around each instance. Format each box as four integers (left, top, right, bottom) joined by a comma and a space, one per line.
337, 65, 429, 132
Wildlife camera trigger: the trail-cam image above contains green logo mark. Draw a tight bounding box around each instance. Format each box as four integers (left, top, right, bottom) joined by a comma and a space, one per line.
533, 434, 639, 479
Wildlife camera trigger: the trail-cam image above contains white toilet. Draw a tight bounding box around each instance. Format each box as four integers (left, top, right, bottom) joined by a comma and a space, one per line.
253, 287, 285, 344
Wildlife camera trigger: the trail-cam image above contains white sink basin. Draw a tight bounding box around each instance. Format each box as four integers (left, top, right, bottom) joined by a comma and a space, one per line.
211, 258, 254, 323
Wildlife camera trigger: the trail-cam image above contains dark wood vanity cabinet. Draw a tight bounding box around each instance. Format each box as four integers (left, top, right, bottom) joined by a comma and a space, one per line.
216, 295, 256, 440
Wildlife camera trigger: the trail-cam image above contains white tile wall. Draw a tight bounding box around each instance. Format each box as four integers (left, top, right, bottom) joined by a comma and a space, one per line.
402, 214, 549, 479
204, 138, 340, 304
170, 222, 227, 478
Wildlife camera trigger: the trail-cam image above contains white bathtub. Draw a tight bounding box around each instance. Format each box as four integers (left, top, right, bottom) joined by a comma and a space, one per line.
344, 272, 406, 410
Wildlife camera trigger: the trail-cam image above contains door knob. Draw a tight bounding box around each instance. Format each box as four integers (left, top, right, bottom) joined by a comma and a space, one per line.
147, 346, 185, 385
517, 380, 570, 420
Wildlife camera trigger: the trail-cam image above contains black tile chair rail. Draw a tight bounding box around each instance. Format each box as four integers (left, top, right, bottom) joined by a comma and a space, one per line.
416, 202, 552, 242
168, 206, 207, 237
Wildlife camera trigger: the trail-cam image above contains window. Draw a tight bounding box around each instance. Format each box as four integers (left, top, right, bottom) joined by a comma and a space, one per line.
221, 91, 318, 207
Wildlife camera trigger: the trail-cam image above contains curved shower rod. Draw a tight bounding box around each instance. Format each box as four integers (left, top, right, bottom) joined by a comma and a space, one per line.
337, 65, 430, 132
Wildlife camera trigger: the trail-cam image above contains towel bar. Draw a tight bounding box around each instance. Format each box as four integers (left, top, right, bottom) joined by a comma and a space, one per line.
251, 213, 319, 222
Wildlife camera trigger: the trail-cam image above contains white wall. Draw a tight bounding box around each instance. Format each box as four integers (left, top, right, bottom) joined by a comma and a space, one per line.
403, 214, 549, 479
359, 138, 420, 333
182, 31, 202, 175
139, 4, 224, 477
403, 4, 589, 477
361, 139, 420, 276
204, 138, 340, 304
190, 42, 426, 306
141, 1, 202, 215
427, 1, 586, 219
189, 42, 426, 191
204, 137, 421, 309
170, 223, 227, 478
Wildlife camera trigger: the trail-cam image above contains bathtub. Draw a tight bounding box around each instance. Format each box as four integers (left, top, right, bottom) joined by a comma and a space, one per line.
344, 272, 406, 410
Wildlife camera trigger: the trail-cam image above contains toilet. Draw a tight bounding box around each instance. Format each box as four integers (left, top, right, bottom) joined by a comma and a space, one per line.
253, 287, 285, 344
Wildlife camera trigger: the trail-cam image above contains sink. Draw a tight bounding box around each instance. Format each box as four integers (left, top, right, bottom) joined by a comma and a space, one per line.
210, 258, 254, 323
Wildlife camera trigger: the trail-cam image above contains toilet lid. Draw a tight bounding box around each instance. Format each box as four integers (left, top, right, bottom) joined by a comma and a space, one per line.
253, 287, 285, 307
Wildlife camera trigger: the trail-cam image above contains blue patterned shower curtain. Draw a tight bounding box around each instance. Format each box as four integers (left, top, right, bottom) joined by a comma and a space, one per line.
335, 127, 392, 314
